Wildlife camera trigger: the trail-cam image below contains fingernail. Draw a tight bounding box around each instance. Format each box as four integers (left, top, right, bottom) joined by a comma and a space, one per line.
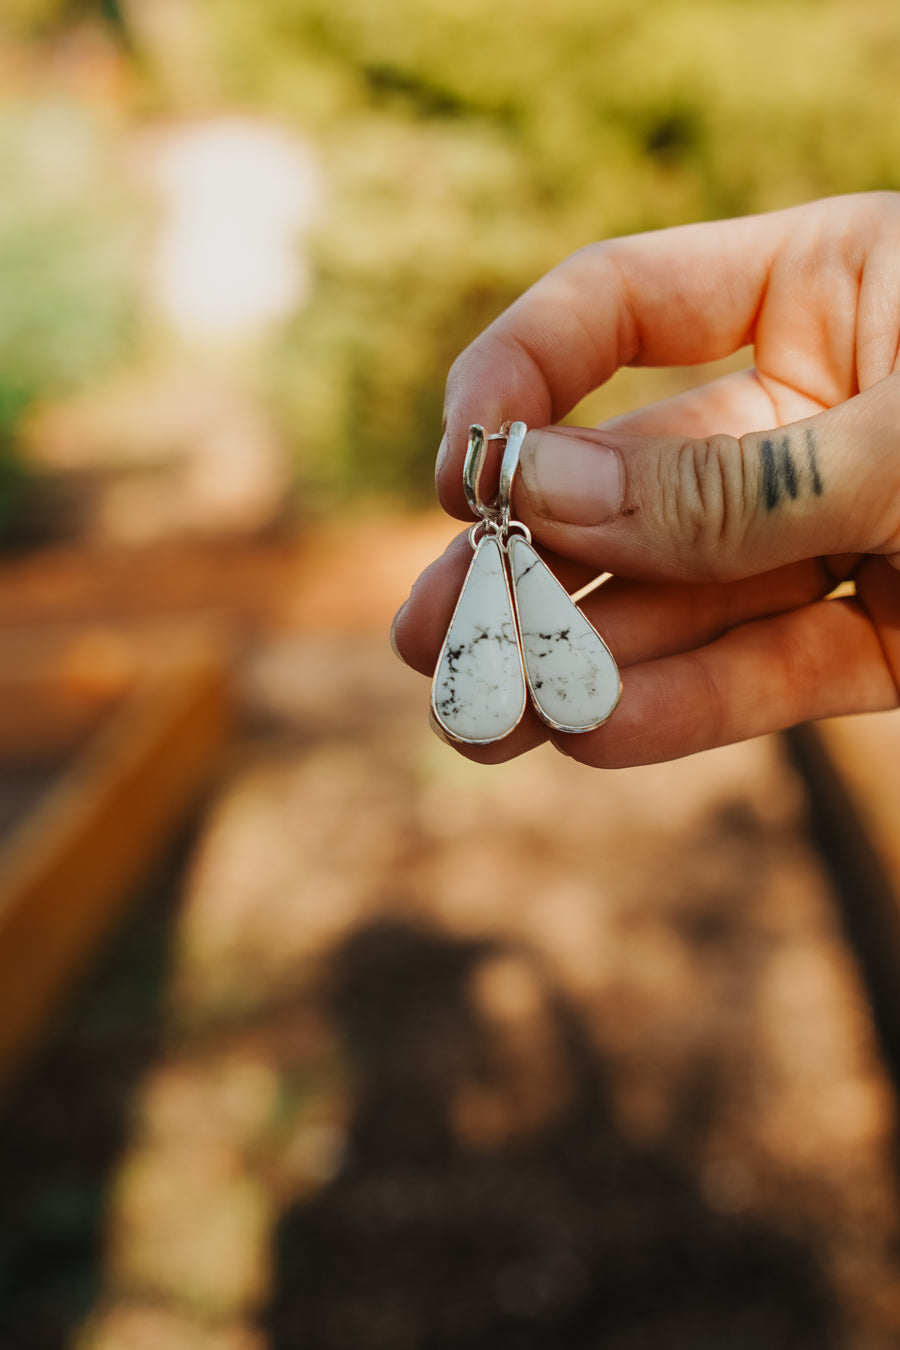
389, 602, 407, 660
521, 429, 622, 525
435, 431, 449, 490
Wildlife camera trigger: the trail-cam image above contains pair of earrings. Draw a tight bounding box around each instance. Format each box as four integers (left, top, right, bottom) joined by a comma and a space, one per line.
431, 422, 622, 746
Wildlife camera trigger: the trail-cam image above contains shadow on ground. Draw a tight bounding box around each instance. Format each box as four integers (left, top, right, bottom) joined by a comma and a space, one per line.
0, 842, 185, 1350
265, 917, 836, 1350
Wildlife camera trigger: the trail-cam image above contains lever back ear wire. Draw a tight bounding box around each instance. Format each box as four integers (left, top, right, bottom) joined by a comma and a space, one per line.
463, 422, 527, 526
496, 421, 528, 536
462, 425, 495, 523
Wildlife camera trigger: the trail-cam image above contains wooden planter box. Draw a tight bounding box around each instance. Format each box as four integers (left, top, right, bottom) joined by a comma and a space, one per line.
0, 621, 232, 1095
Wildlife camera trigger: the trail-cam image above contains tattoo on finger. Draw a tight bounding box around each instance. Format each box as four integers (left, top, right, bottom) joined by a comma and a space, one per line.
759, 431, 823, 511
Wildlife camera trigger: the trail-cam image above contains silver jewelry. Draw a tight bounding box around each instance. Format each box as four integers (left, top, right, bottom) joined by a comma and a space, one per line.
431, 422, 622, 745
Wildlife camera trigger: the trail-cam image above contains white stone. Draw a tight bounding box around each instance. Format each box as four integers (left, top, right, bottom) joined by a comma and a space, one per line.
509, 536, 621, 733
431, 536, 527, 744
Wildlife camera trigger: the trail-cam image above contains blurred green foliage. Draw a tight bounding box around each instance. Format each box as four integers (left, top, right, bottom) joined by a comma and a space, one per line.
188, 0, 900, 503
0, 101, 138, 537
6, 0, 900, 507
1, 1, 128, 38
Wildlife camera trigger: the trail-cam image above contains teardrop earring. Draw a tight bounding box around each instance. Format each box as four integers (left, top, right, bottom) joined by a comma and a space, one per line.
430, 426, 527, 745
430, 422, 621, 744
508, 531, 621, 733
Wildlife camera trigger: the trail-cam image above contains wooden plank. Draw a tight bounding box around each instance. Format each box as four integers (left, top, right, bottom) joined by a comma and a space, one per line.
0, 627, 138, 762
0, 631, 231, 1094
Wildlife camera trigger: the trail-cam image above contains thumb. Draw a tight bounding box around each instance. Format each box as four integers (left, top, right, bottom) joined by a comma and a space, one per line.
514, 374, 900, 581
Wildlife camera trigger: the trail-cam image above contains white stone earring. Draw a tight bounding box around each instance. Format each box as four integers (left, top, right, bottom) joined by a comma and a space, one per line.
431, 422, 621, 745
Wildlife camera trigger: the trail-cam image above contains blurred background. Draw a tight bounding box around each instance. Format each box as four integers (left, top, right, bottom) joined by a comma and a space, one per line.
3, 1, 900, 1347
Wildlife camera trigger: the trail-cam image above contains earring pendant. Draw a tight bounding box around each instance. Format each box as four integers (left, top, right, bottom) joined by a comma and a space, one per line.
431, 423, 621, 746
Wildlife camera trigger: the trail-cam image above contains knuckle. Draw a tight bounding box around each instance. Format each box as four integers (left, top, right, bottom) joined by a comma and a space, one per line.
664, 434, 751, 578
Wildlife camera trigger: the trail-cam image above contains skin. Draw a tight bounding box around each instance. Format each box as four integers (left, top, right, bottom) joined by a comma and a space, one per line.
391, 193, 900, 767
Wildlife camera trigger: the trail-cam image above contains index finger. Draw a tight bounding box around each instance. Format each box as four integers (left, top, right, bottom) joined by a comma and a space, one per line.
437, 205, 795, 518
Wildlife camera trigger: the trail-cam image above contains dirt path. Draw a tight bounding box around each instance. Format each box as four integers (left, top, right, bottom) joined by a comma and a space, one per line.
1, 525, 900, 1348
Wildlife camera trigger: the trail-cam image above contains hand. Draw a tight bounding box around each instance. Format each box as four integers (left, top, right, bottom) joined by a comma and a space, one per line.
391, 193, 900, 767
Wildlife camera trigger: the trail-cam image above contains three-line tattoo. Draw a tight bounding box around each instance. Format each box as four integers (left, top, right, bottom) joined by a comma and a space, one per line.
759, 429, 823, 511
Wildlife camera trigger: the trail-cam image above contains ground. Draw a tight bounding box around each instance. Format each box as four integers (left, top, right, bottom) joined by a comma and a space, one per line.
1, 525, 900, 1349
